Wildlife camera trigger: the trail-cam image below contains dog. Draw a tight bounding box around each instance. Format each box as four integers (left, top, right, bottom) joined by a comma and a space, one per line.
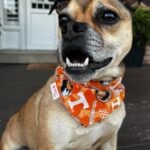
1, 0, 148, 150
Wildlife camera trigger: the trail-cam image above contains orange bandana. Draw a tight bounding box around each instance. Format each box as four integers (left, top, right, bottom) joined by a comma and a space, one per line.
52, 66, 125, 127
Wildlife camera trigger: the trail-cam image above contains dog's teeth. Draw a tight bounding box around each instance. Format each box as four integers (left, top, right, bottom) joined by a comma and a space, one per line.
84, 57, 89, 66
79, 63, 83, 67
66, 58, 88, 68
78, 63, 81, 67
81, 64, 84, 67
78, 63, 84, 67
71, 63, 74, 67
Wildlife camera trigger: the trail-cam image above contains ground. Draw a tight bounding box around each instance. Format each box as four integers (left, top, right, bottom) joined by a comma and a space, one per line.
0, 64, 150, 150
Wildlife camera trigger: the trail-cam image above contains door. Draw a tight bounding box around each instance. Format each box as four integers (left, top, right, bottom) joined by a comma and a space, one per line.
0, 16, 2, 49
0, 0, 21, 49
0, 0, 3, 49
27, 0, 58, 50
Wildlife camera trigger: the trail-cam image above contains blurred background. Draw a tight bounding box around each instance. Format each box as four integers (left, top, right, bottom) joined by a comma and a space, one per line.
0, 0, 149, 65
0, 0, 150, 150
0, 0, 58, 63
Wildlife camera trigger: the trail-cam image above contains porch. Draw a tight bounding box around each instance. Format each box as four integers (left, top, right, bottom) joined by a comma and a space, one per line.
0, 64, 150, 150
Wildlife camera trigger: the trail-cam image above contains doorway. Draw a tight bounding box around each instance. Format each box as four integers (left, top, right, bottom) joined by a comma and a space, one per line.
26, 0, 58, 50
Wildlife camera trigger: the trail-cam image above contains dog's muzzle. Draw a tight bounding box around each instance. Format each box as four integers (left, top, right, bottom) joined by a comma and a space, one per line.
59, 14, 113, 76
59, 14, 88, 40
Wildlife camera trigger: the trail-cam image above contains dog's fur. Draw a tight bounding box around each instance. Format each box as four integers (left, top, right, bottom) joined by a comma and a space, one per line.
0, 0, 148, 150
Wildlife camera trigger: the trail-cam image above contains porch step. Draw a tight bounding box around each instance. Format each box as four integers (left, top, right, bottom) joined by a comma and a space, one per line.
27, 63, 57, 70
0, 50, 58, 63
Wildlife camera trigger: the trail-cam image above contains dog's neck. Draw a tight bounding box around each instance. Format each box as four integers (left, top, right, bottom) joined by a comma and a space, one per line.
53, 66, 125, 126
92, 63, 125, 82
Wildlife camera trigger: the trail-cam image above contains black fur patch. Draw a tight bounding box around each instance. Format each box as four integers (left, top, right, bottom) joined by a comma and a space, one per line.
49, 0, 68, 14
49, 0, 60, 14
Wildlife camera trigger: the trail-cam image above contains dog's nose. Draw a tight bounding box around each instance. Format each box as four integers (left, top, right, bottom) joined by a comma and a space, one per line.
59, 14, 87, 40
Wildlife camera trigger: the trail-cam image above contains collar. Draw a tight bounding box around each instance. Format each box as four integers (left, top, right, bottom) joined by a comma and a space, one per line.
51, 66, 125, 127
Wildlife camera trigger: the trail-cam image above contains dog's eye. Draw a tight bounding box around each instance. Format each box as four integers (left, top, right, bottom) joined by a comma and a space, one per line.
98, 10, 119, 25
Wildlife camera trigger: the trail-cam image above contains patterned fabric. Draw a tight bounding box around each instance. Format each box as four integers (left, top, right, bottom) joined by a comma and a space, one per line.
54, 66, 125, 127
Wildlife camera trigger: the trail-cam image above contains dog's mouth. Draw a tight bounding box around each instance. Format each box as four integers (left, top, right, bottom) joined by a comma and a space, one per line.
62, 49, 113, 74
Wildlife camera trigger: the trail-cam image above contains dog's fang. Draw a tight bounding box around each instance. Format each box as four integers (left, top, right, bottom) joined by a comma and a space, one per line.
84, 57, 89, 66
66, 57, 72, 67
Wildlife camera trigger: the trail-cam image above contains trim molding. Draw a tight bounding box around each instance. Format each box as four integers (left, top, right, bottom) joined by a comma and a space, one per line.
0, 50, 58, 63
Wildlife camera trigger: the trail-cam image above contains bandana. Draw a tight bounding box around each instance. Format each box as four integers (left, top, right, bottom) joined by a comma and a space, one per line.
51, 66, 125, 127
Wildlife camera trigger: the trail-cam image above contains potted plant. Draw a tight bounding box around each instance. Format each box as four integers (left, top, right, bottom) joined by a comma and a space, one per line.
124, 8, 150, 67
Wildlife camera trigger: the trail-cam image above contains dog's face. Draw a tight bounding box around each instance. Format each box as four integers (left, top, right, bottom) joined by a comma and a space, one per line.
51, 0, 136, 83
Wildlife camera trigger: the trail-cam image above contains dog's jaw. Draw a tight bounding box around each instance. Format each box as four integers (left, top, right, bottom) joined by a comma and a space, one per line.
59, 51, 124, 83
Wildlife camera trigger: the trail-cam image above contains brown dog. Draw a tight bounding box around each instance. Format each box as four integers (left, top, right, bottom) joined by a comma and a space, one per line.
1, 0, 148, 150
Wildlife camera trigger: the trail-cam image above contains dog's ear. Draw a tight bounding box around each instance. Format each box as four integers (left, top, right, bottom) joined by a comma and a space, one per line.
49, 0, 59, 14
120, 0, 150, 9
142, 0, 150, 6
49, 0, 69, 14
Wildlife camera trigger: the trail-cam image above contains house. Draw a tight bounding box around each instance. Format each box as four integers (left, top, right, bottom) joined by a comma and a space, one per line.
0, 0, 149, 64
0, 0, 58, 63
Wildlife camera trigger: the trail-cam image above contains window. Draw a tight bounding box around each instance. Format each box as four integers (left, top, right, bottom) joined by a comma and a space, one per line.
31, 0, 54, 10
3, 0, 19, 26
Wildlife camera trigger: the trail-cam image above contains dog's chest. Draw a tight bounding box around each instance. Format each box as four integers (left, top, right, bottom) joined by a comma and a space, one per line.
67, 125, 104, 149
50, 119, 117, 150
48, 103, 125, 150
51, 122, 104, 149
